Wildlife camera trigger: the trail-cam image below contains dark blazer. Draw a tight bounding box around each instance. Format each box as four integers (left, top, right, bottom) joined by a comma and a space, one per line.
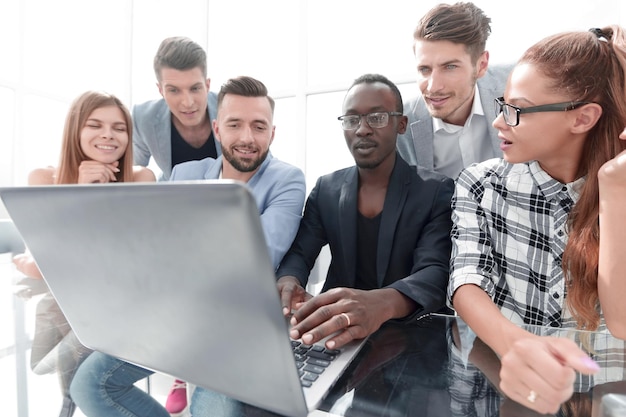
276, 154, 454, 318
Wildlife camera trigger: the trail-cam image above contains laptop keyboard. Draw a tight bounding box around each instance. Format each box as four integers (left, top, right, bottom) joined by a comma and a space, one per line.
291, 340, 340, 387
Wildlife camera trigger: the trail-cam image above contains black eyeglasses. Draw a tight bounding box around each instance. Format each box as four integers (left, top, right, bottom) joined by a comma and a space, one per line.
337, 112, 402, 130
494, 97, 591, 127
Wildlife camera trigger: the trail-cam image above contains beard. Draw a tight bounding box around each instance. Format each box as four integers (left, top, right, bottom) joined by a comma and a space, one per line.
426, 73, 478, 124
221, 145, 269, 173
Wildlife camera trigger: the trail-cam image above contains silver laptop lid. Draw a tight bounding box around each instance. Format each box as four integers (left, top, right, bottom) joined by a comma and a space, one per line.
0, 181, 310, 417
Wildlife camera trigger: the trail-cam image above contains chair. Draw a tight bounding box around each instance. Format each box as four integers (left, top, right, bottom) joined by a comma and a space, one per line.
0, 219, 29, 417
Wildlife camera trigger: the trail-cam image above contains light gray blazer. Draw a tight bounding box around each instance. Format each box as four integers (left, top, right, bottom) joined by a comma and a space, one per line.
132, 92, 222, 181
396, 64, 513, 174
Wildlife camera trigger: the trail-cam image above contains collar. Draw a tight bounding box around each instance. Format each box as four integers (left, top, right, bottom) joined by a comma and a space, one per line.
528, 160, 585, 202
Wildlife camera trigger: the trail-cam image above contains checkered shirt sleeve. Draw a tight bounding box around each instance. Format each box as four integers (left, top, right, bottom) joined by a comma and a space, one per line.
448, 159, 585, 327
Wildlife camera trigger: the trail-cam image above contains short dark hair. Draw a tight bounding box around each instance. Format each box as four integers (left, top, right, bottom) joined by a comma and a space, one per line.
413, 2, 491, 62
217, 76, 275, 114
349, 74, 403, 112
153, 36, 207, 81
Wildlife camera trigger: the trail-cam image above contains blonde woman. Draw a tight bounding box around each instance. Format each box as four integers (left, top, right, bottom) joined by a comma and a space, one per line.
12, 90, 154, 417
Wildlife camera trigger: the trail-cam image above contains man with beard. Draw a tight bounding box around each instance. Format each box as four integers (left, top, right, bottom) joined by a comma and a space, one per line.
169, 75, 305, 269
396, 2, 512, 179
70, 76, 306, 417
276, 74, 454, 352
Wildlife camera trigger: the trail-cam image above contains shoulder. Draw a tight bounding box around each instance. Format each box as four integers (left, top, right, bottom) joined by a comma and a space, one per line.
414, 167, 454, 192
314, 166, 355, 190
402, 94, 425, 119
132, 98, 168, 119
398, 158, 454, 198
263, 156, 305, 181
28, 167, 55, 185
481, 63, 514, 85
457, 158, 522, 190
207, 91, 218, 106
132, 166, 156, 182
170, 157, 217, 180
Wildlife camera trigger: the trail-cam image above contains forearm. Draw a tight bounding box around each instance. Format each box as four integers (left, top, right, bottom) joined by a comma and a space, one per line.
598, 181, 626, 339
452, 284, 533, 357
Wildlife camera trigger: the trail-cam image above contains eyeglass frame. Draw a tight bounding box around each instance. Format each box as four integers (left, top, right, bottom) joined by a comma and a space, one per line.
337, 111, 403, 130
494, 97, 591, 127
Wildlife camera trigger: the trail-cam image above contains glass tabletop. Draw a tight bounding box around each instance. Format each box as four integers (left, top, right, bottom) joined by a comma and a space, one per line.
316, 314, 626, 417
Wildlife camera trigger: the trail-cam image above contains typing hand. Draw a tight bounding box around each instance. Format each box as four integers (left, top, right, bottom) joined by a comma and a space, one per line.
289, 287, 391, 349
77, 160, 120, 183
498, 336, 599, 414
277, 275, 311, 316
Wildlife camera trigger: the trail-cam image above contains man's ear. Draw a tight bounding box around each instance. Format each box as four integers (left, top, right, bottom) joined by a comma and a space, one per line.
571, 103, 602, 134
213, 119, 221, 142
157, 82, 164, 97
397, 115, 408, 135
476, 51, 489, 79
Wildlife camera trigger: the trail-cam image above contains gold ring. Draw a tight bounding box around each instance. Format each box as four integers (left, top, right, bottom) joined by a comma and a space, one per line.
340, 312, 351, 327
527, 390, 537, 403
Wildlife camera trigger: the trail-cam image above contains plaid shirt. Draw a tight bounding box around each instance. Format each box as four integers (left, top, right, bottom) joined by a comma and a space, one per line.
448, 159, 605, 330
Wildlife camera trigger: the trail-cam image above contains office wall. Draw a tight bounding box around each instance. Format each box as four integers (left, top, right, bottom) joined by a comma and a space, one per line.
1, 0, 625, 220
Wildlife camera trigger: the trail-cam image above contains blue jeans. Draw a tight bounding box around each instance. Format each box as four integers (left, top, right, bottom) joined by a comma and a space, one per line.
70, 352, 168, 417
190, 387, 243, 417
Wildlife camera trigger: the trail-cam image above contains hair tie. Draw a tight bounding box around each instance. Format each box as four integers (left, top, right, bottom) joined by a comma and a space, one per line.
589, 27, 609, 42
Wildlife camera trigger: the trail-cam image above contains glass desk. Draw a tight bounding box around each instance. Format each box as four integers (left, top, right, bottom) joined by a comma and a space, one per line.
243, 314, 626, 416
316, 314, 626, 417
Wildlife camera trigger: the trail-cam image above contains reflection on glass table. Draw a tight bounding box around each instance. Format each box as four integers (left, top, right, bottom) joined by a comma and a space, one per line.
315, 314, 626, 417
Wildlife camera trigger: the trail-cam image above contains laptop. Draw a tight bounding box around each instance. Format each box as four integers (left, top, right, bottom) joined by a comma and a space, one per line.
0, 181, 366, 417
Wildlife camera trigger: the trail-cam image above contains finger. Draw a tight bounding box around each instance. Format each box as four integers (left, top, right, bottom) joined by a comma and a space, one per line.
291, 290, 342, 324
289, 301, 335, 339
546, 339, 599, 375
299, 313, 349, 346
105, 165, 118, 182
323, 326, 362, 350
279, 284, 294, 316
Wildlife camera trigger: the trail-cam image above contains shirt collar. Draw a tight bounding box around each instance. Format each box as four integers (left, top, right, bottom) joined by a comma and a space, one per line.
528, 160, 585, 202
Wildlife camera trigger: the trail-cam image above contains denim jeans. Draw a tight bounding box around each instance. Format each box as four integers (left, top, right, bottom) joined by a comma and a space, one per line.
190, 386, 243, 417
69, 352, 168, 417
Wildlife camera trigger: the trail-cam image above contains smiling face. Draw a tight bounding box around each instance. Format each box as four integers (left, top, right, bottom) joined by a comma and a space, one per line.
158, 67, 210, 128
214, 94, 275, 181
79, 105, 129, 164
413, 39, 487, 126
342, 82, 407, 170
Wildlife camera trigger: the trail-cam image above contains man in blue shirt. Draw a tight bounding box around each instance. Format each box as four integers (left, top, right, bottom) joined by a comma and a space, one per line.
70, 76, 306, 417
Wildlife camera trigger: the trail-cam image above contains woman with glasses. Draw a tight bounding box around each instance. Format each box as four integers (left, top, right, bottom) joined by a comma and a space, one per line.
448, 26, 626, 414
